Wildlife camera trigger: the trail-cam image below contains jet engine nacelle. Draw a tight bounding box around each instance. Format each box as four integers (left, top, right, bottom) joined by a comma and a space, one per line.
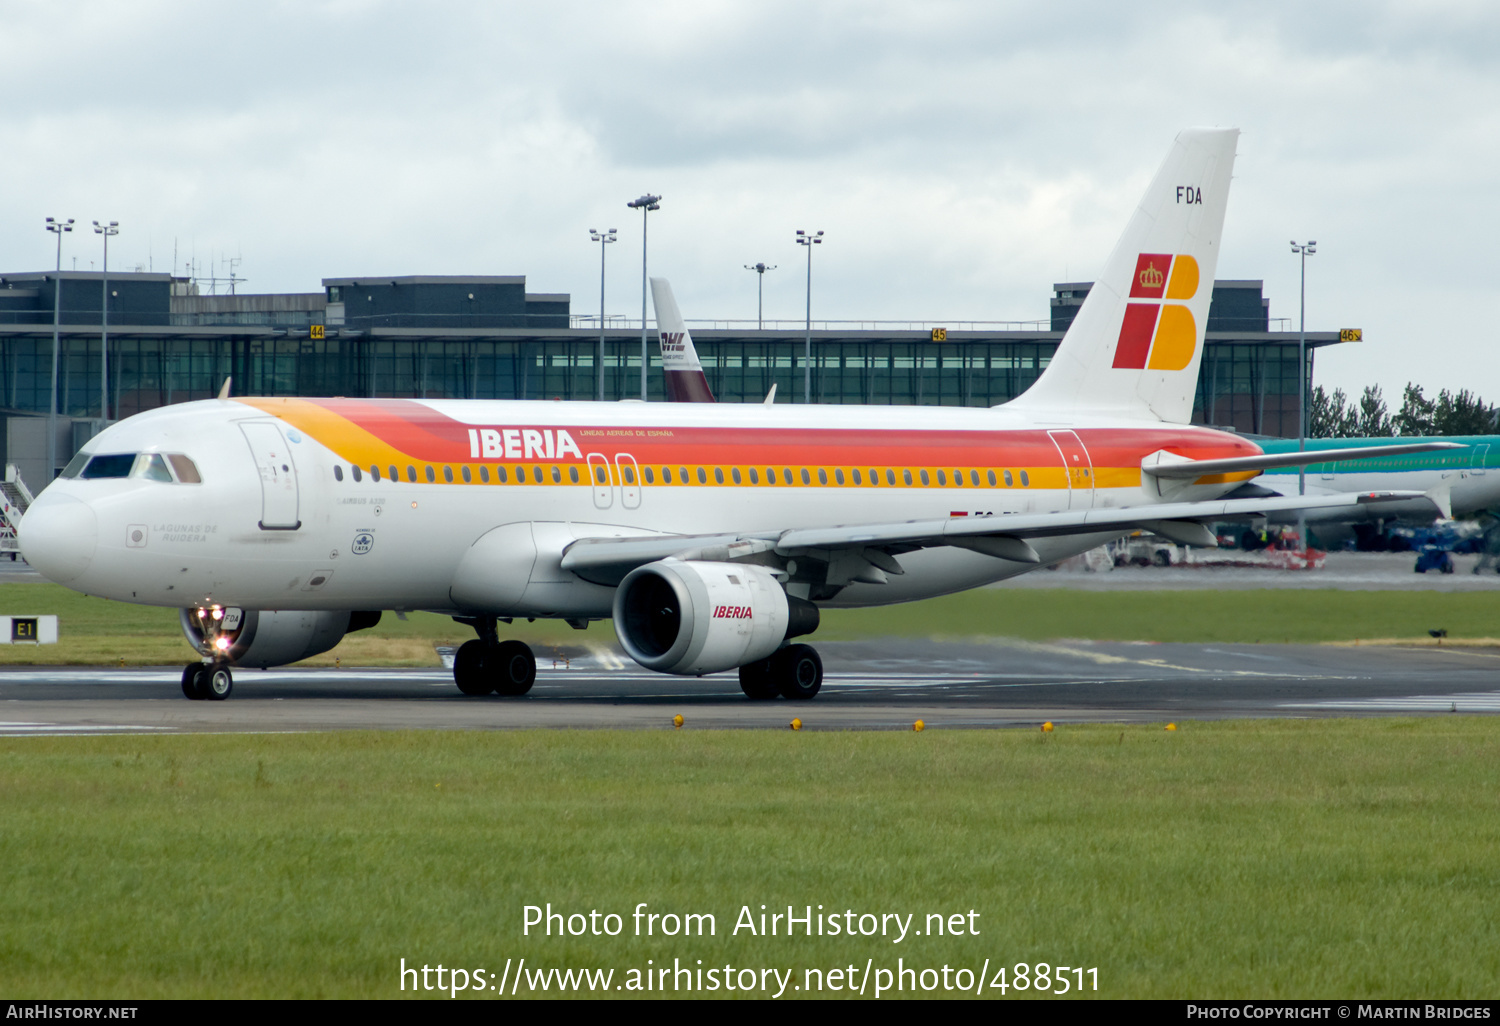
612, 560, 818, 675
180, 608, 382, 668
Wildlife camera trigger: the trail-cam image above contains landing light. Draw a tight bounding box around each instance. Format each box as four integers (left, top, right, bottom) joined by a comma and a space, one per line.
214, 637, 230, 651
211, 608, 223, 621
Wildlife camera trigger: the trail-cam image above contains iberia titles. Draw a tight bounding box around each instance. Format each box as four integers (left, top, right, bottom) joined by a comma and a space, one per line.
467, 428, 584, 461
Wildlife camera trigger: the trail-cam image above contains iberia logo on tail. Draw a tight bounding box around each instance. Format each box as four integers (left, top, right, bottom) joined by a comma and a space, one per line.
1112, 253, 1200, 371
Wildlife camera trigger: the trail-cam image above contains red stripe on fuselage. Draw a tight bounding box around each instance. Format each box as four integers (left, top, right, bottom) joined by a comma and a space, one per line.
281, 398, 1260, 468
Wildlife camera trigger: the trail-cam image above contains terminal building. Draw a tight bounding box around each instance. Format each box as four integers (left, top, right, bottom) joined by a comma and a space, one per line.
0, 269, 1345, 487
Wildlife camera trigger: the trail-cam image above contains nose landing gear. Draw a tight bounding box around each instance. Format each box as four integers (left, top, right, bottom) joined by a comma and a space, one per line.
181, 663, 233, 701
452, 616, 536, 696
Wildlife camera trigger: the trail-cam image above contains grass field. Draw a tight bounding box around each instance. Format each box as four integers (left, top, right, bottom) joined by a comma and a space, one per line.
1, 721, 1497, 999
2, 581, 1499, 666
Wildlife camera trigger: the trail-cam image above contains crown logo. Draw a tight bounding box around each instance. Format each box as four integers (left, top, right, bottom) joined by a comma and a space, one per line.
1139, 262, 1165, 290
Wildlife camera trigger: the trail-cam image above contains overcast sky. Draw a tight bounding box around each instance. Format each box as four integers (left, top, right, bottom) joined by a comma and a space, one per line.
2, 1, 1496, 399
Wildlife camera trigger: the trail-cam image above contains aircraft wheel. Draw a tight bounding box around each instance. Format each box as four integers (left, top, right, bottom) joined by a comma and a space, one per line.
775, 644, 823, 701
489, 640, 536, 696
182, 663, 207, 700
203, 666, 233, 701
738, 657, 780, 700
453, 640, 491, 695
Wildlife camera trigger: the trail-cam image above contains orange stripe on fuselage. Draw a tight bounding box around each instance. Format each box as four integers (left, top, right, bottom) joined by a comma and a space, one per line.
234, 397, 1262, 482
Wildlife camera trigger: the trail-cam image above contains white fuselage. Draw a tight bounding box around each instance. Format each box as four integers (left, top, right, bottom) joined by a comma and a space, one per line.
20, 396, 1258, 619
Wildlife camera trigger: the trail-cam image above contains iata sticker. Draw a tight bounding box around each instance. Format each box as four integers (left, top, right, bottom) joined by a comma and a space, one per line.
351, 531, 374, 555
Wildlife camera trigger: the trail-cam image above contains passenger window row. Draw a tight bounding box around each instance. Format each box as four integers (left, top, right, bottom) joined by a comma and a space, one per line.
332, 462, 1036, 488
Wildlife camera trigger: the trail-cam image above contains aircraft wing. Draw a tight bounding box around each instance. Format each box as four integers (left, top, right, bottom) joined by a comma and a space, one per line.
775, 490, 1426, 550
560, 489, 1428, 584
1143, 441, 1461, 480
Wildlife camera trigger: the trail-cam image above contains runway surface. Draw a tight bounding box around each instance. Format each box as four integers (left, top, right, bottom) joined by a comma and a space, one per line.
2, 638, 1498, 734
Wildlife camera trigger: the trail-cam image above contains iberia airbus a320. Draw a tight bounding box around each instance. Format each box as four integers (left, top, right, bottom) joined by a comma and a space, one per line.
18, 129, 1451, 701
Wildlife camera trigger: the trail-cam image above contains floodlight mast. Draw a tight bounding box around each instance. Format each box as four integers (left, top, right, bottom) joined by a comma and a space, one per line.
795, 230, 823, 403
626, 194, 661, 400
92, 220, 120, 423
44, 218, 74, 480
589, 228, 618, 401
744, 262, 777, 330
1291, 239, 1317, 551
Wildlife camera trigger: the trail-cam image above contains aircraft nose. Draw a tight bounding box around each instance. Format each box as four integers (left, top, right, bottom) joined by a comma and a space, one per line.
18, 493, 98, 584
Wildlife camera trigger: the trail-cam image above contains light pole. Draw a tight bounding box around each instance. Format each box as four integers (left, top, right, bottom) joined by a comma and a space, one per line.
589, 228, 618, 401
795, 230, 823, 403
626, 194, 660, 400
1291, 239, 1316, 551
744, 262, 777, 330
44, 218, 74, 481
93, 221, 119, 423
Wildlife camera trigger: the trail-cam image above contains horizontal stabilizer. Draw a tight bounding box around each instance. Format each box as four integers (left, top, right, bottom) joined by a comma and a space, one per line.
1142, 441, 1462, 480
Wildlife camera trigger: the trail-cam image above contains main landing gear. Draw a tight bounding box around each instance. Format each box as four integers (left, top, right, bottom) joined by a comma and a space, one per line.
737, 644, 823, 701
452, 616, 536, 696
181, 662, 233, 701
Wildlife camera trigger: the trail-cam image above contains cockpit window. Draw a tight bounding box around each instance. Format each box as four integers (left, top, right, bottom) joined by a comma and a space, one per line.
80, 454, 137, 479
59, 451, 91, 479
136, 454, 173, 482
167, 454, 202, 483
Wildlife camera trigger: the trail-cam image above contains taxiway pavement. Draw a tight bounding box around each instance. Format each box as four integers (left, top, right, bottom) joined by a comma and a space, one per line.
1, 638, 1496, 734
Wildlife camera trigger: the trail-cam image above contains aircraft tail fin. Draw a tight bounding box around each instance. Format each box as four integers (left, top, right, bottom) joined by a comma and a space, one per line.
649, 277, 716, 403
1006, 128, 1239, 424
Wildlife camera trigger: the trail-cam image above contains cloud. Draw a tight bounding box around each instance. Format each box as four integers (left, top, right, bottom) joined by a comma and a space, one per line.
2, 0, 1497, 396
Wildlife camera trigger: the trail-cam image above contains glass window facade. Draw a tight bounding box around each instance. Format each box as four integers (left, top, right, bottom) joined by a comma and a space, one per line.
0, 328, 1320, 439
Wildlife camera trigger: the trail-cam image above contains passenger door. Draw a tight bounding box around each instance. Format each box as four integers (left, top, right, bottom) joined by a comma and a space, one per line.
240, 421, 300, 530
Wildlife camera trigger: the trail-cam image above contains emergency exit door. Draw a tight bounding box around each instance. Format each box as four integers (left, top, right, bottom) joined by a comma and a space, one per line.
1048, 430, 1095, 509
